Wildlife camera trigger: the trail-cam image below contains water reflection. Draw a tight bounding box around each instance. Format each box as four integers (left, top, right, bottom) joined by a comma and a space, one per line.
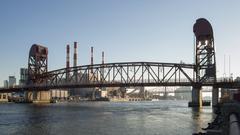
0, 101, 213, 135
191, 107, 214, 133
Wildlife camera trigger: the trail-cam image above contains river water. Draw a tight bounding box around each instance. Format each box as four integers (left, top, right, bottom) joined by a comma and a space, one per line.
0, 100, 214, 135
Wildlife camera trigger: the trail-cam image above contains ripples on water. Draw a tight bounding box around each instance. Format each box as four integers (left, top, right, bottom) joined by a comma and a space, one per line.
0, 100, 213, 135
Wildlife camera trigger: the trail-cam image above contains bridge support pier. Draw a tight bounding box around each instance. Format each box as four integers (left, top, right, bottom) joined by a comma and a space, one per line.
212, 87, 219, 107
25, 91, 33, 102
188, 86, 202, 107
221, 88, 228, 98
33, 91, 51, 103
25, 91, 50, 103
220, 88, 230, 103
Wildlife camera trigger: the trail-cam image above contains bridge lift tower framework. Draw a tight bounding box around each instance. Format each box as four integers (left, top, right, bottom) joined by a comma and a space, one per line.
189, 18, 218, 107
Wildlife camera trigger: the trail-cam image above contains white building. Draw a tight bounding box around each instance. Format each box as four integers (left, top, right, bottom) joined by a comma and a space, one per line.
51, 89, 69, 99
175, 87, 192, 100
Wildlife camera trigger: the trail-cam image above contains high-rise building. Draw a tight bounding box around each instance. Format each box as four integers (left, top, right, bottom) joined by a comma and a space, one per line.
19, 68, 28, 85
3, 80, 8, 88
9, 76, 16, 88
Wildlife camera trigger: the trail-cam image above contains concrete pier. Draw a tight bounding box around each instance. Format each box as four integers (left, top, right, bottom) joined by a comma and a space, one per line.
212, 87, 219, 107
33, 91, 51, 103
0, 93, 8, 102
188, 86, 202, 107
221, 88, 228, 98
25, 91, 33, 102
26, 91, 51, 103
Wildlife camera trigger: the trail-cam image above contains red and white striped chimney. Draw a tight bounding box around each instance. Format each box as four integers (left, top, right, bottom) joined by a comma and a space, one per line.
74, 42, 77, 67
91, 46, 93, 73
66, 44, 70, 69
91, 46, 94, 65
102, 51, 104, 64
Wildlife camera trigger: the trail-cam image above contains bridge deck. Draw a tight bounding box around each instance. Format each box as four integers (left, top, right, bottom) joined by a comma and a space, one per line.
0, 62, 238, 93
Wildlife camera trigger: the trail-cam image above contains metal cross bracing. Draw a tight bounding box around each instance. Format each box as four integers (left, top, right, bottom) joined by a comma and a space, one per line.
0, 62, 198, 92
0, 64, 240, 93
1, 62, 239, 93
193, 18, 216, 83
43, 62, 195, 88
28, 44, 48, 84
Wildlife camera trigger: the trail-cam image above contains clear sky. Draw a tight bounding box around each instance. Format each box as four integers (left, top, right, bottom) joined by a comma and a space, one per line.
0, 0, 240, 86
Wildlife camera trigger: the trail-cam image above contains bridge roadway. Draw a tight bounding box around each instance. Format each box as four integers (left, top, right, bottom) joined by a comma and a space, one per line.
0, 62, 238, 93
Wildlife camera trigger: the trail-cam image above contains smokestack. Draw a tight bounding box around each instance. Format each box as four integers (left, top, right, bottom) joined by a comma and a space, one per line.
102, 51, 104, 64
74, 42, 77, 67
66, 45, 70, 69
91, 47, 93, 65
66, 44, 70, 82
91, 46, 93, 73
101, 51, 105, 82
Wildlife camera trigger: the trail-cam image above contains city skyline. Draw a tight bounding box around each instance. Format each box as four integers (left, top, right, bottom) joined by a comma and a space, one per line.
1, 0, 240, 86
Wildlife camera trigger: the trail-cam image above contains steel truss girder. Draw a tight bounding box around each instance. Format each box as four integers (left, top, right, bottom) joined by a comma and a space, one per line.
37, 62, 195, 88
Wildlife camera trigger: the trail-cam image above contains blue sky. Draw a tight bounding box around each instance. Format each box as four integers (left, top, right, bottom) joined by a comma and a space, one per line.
0, 0, 240, 86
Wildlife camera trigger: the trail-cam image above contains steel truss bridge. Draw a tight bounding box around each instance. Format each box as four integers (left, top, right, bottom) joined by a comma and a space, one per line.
0, 18, 239, 95
0, 62, 239, 93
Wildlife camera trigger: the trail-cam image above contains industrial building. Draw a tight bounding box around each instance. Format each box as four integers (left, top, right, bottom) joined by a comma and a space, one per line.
175, 87, 192, 100
67, 42, 98, 98
51, 89, 68, 100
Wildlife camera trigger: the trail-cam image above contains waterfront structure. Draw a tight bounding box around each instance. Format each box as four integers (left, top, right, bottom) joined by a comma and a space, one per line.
1, 80, 9, 102
188, 18, 216, 107
26, 45, 50, 103
70, 44, 95, 97
99, 90, 108, 98
51, 89, 68, 100
0, 93, 8, 102
175, 87, 191, 100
